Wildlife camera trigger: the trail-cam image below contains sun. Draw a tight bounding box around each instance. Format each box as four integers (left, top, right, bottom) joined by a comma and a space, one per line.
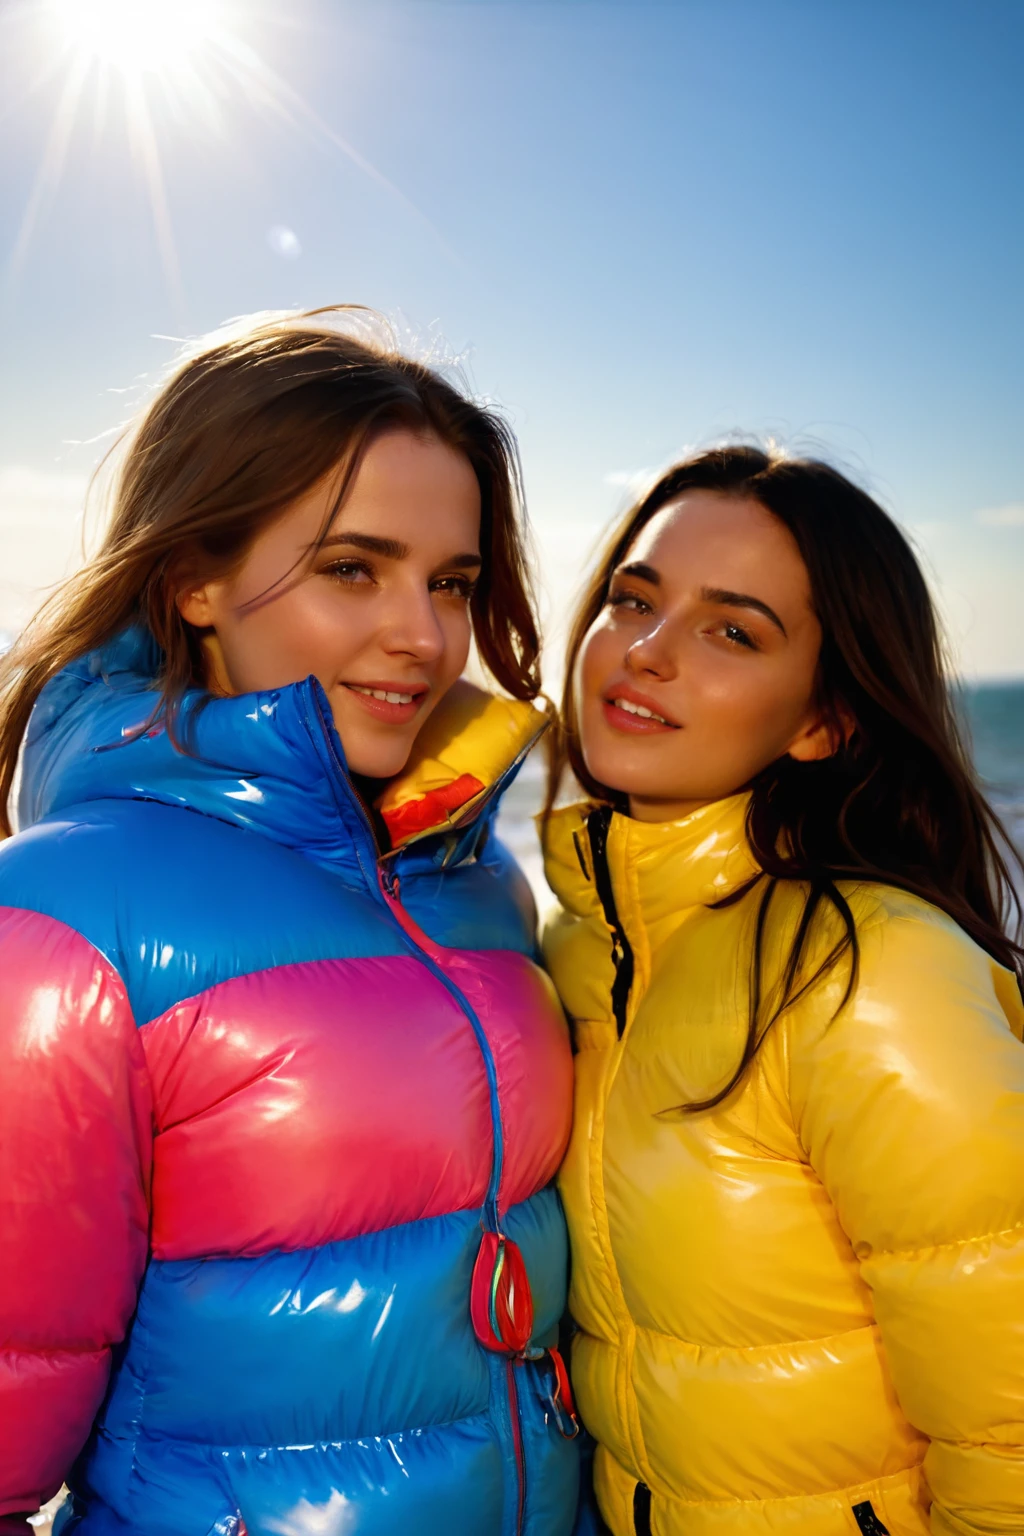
49, 0, 221, 76
10, 0, 445, 306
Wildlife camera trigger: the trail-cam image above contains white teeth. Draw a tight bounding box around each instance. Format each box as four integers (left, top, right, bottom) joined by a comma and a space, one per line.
613, 696, 668, 724
350, 686, 415, 705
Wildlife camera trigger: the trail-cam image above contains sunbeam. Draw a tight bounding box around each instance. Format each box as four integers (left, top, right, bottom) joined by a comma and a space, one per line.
5, 0, 463, 304
8, 49, 93, 280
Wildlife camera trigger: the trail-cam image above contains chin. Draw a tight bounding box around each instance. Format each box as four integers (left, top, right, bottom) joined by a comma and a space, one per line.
581, 751, 638, 799
582, 745, 698, 805
344, 744, 413, 779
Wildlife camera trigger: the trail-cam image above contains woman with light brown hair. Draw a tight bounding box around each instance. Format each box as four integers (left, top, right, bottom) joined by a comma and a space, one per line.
0, 309, 580, 1535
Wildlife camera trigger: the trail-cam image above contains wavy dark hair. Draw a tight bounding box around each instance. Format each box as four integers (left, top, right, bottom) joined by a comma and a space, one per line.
546, 445, 1024, 1108
0, 306, 540, 836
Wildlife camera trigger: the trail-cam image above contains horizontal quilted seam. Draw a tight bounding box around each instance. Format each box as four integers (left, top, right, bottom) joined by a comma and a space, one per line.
631, 1320, 878, 1355
0, 1342, 111, 1360
861, 1220, 1024, 1262
633, 1462, 923, 1510
938, 1439, 1024, 1452
97, 1407, 497, 1454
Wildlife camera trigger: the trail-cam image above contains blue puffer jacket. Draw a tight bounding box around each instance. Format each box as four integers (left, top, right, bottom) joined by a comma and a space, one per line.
0, 627, 580, 1536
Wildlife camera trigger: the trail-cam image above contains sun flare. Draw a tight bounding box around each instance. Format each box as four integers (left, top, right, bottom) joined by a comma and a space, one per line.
9, 0, 447, 306
50, 0, 221, 76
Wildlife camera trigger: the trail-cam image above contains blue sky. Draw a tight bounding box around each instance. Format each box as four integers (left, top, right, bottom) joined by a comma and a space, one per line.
1, 0, 1022, 675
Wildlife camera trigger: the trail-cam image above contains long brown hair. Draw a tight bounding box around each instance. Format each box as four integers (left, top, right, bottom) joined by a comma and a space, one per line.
547, 445, 1024, 1108
0, 305, 540, 836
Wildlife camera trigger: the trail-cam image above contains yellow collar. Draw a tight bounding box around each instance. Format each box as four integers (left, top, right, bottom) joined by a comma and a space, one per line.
377, 679, 550, 848
541, 792, 758, 925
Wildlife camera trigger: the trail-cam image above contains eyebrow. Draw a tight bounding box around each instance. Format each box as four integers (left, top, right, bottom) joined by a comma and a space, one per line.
614, 563, 787, 636
618, 560, 660, 585
317, 531, 482, 567
701, 585, 787, 636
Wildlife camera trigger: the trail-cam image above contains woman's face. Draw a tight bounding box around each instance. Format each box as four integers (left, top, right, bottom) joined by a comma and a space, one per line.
576, 490, 837, 822
178, 428, 482, 779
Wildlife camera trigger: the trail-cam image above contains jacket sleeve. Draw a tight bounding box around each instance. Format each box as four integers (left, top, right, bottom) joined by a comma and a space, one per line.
789, 904, 1024, 1536
0, 905, 151, 1516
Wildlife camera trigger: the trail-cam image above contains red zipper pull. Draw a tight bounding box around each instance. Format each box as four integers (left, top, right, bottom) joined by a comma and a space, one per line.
544, 1346, 580, 1439
470, 1230, 534, 1354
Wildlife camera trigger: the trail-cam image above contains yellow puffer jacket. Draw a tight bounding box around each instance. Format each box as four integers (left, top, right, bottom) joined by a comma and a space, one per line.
542, 793, 1024, 1536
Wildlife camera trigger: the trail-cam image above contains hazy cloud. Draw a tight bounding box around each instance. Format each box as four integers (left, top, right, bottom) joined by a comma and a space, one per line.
603, 468, 652, 492
974, 504, 1024, 528
0, 465, 89, 523
0, 465, 91, 634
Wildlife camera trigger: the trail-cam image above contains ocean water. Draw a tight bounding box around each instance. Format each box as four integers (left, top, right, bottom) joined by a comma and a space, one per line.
496, 682, 1024, 909
961, 682, 1024, 858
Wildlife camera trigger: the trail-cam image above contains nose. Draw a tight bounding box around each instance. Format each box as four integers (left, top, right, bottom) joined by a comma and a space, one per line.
624, 614, 678, 680
379, 580, 446, 664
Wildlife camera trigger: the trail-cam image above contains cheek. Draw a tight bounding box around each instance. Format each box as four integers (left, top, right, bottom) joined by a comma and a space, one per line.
693, 662, 811, 758
577, 621, 616, 700
221, 587, 364, 691
437, 601, 473, 680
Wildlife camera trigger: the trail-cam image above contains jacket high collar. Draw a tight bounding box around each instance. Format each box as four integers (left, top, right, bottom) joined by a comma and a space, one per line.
20, 625, 546, 881
542, 791, 759, 935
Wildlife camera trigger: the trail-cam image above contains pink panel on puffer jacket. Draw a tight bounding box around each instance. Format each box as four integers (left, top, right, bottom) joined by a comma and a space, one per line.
141, 948, 572, 1261
438, 948, 574, 1210
0, 906, 151, 1515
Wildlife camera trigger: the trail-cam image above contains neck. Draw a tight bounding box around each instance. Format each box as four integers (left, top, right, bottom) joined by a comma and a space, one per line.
627, 793, 714, 824
198, 632, 236, 698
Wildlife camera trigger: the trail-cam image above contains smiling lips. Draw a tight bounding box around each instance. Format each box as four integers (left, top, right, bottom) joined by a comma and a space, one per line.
343, 681, 428, 724
602, 686, 680, 734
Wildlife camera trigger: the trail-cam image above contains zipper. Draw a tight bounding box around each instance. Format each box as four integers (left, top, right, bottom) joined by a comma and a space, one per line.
587, 805, 635, 1038
305, 681, 529, 1526
633, 1481, 652, 1535
586, 807, 646, 1490
376, 864, 506, 1228
852, 1503, 890, 1536
382, 862, 528, 1532
506, 1358, 527, 1536
307, 682, 509, 1223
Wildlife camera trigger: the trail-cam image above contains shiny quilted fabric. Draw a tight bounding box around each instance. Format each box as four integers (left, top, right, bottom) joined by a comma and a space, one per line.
0, 627, 578, 1536
542, 793, 1024, 1536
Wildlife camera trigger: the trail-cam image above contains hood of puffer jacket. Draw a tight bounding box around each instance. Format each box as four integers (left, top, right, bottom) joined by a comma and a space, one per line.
20, 625, 548, 878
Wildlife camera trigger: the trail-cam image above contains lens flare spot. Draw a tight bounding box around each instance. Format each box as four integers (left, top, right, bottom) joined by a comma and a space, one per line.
268, 224, 302, 259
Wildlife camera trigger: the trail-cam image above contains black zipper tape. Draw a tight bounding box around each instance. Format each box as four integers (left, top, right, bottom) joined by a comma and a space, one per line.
586, 806, 635, 1038
852, 1501, 890, 1536
633, 1481, 652, 1536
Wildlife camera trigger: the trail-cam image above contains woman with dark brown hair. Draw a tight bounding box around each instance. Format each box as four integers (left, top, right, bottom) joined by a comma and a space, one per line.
0, 309, 579, 1535
541, 446, 1024, 1536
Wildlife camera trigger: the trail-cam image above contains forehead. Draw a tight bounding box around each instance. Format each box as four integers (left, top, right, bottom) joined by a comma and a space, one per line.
624, 490, 811, 599
332, 429, 481, 533
343, 429, 479, 504
261, 430, 481, 550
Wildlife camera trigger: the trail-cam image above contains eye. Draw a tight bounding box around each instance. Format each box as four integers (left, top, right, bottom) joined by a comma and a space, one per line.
322, 558, 375, 585
717, 619, 758, 650
431, 574, 477, 601
608, 588, 652, 615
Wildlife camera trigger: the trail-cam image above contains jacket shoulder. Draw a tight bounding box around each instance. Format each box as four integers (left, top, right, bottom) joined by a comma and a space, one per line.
787, 877, 1024, 1249
842, 881, 1022, 1035
762, 877, 1022, 1038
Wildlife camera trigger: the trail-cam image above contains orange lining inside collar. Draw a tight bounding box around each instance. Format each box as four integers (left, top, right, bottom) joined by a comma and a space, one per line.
380, 772, 485, 845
